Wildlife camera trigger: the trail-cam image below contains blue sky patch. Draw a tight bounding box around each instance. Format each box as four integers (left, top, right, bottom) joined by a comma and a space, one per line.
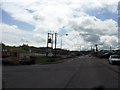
85, 8, 117, 22
58, 27, 69, 35
1, 9, 34, 31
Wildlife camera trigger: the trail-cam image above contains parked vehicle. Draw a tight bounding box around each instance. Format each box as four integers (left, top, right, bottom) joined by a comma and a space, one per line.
20, 55, 35, 65
109, 55, 120, 64
2, 48, 35, 65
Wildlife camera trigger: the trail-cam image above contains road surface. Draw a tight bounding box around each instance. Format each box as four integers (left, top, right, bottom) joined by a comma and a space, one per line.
2, 56, 120, 89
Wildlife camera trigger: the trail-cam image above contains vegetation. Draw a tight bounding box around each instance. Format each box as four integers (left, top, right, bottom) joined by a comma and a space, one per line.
1, 43, 76, 64
2, 43, 119, 64
1, 43, 74, 55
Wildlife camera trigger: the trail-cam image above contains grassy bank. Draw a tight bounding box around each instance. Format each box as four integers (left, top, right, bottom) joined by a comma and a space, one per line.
35, 55, 73, 64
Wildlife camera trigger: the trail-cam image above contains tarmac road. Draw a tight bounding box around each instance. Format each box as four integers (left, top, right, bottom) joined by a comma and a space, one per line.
2, 56, 120, 89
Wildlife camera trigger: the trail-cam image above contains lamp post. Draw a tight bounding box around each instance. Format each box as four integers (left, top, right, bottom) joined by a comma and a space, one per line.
60, 34, 68, 50
46, 32, 68, 56
54, 33, 68, 56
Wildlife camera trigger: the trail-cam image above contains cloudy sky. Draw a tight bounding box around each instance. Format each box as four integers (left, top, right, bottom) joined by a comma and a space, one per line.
0, 0, 119, 51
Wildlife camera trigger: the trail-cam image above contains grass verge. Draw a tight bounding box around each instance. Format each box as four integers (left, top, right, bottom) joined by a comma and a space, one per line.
35, 55, 73, 64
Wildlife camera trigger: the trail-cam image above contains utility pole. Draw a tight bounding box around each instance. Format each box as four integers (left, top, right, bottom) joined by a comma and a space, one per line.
55, 33, 57, 56
95, 44, 98, 52
110, 46, 112, 52
60, 34, 68, 50
60, 35, 62, 50
91, 46, 93, 52
80, 45, 81, 52
52, 33, 53, 49
46, 33, 49, 56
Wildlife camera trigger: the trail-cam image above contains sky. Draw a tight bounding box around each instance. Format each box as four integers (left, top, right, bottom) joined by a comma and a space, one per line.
0, 0, 119, 51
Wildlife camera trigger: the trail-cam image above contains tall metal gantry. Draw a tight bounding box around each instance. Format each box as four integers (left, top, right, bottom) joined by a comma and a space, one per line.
46, 32, 54, 56
46, 32, 68, 56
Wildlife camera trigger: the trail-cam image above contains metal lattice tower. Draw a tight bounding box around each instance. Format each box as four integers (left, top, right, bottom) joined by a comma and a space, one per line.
46, 33, 53, 56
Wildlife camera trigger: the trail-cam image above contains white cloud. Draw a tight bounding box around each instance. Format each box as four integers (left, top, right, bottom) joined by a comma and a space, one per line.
99, 35, 118, 49
1, 0, 118, 28
1, 0, 119, 50
63, 15, 118, 50
1, 23, 46, 47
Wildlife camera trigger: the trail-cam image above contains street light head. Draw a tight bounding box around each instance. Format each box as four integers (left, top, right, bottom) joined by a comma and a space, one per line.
95, 44, 98, 46
66, 34, 68, 36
